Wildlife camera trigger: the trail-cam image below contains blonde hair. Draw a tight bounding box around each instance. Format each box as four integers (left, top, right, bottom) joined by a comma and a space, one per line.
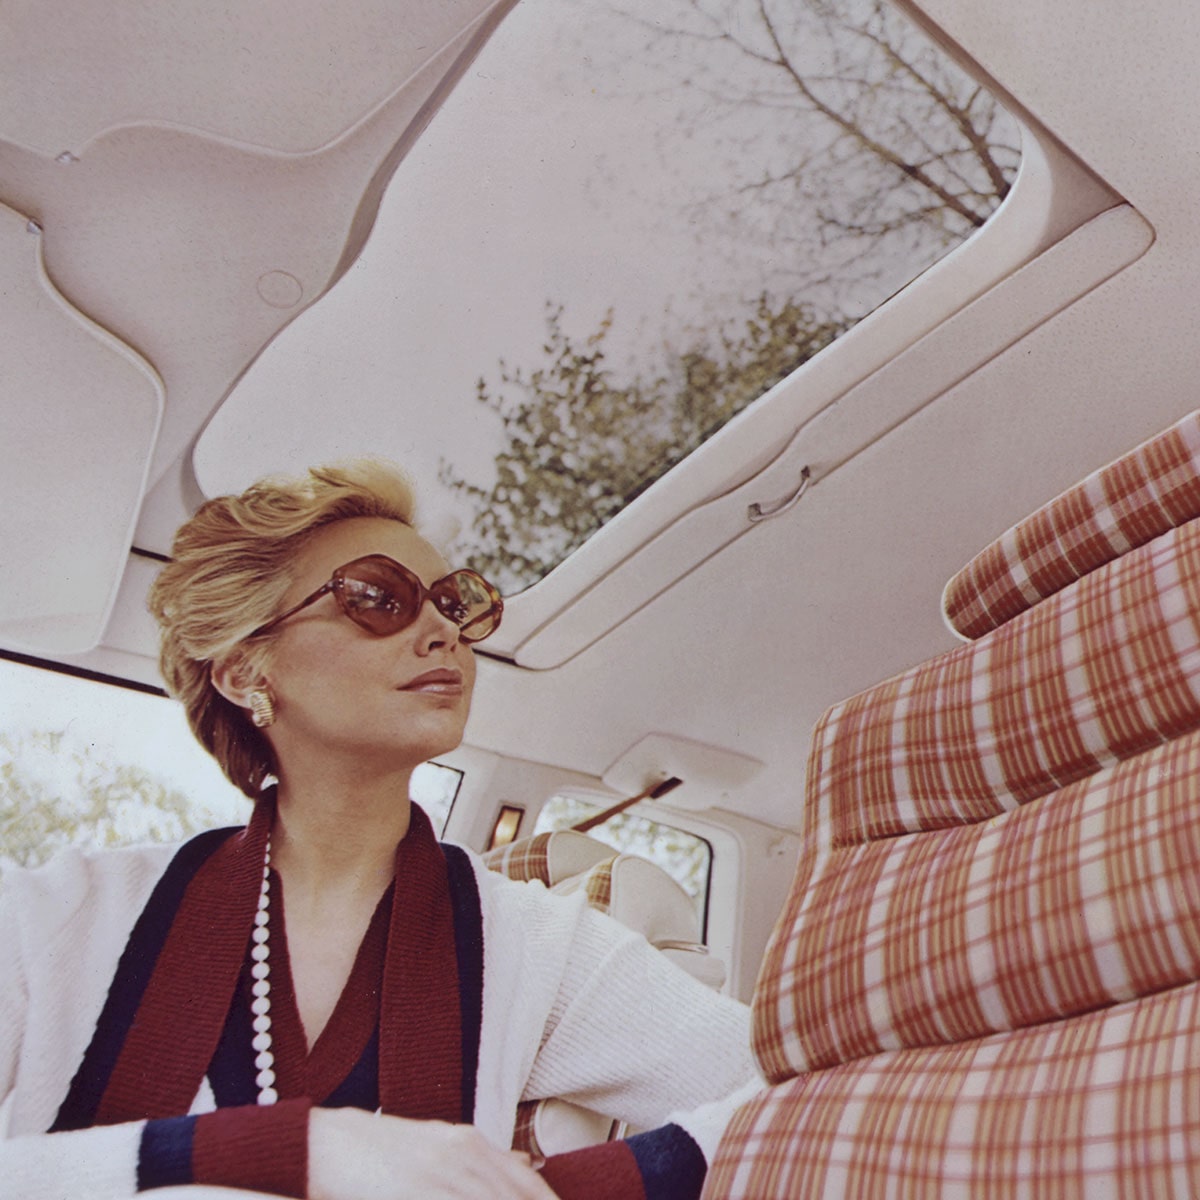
147, 461, 417, 799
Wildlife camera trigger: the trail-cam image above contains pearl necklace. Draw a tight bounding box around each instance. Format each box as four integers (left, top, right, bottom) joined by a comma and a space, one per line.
250, 839, 279, 1105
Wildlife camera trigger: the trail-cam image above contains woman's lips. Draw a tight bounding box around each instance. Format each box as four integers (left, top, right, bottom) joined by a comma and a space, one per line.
399, 668, 464, 694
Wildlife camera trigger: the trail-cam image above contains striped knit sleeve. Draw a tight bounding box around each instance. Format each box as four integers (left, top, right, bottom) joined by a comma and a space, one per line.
138, 1097, 311, 1195
540, 1123, 707, 1200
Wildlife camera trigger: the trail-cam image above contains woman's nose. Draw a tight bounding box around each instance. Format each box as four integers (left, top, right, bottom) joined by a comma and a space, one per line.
412, 597, 462, 650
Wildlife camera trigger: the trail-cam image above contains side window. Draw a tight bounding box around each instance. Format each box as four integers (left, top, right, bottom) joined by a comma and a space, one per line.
0, 724, 236, 874
0, 659, 463, 873
533, 793, 712, 932
411, 761, 463, 836
0, 659, 247, 876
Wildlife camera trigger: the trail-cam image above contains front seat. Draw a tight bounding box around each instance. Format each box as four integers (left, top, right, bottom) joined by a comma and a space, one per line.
707, 409, 1200, 1196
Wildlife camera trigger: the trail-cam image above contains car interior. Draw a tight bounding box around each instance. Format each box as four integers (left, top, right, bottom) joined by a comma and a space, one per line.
5, 0, 1200, 1192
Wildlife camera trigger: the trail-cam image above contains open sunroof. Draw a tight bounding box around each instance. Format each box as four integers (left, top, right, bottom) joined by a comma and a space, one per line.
195, 0, 1019, 593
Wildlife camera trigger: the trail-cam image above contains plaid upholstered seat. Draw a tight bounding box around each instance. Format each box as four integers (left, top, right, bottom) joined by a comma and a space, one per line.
707, 410, 1200, 1197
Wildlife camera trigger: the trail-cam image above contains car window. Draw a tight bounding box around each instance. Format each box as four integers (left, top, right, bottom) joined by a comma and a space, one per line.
0, 658, 462, 873
410, 761, 464, 836
533, 792, 712, 931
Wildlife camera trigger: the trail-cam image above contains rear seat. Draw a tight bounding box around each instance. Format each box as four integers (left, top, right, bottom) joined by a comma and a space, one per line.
706, 410, 1200, 1195
483, 827, 722, 1157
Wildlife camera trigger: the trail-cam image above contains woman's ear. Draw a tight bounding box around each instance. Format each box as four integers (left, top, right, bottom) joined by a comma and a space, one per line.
211, 651, 267, 709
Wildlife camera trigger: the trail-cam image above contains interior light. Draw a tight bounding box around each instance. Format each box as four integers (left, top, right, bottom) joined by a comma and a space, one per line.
487, 804, 525, 850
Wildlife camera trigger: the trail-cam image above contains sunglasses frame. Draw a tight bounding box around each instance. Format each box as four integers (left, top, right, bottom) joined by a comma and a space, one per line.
249, 554, 503, 643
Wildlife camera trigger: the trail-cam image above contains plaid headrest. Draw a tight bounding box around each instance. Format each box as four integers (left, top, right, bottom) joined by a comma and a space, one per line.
943, 409, 1200, 639
752, 511, 1200, 1081
481, 829, 613, 886
814, 517, 1200, 848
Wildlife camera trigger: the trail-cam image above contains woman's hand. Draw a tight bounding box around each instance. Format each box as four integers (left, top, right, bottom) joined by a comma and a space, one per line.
308, 1107, 559, 1200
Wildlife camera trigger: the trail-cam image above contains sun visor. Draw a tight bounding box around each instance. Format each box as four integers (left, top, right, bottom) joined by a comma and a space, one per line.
603, 733, 763, 811
0, 203, 163, 655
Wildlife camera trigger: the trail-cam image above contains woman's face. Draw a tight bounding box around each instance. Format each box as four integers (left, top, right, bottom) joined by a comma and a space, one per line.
256, 516, 478, 774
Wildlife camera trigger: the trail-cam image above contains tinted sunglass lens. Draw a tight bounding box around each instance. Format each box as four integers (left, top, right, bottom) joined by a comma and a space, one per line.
433, 571, 501, 642
338, 560, 421, 634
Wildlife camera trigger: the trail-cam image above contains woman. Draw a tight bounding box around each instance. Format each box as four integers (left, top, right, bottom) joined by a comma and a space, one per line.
0, 462, 759, 1200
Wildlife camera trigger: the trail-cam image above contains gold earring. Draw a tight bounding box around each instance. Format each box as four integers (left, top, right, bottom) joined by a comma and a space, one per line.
248, 689, 276, 729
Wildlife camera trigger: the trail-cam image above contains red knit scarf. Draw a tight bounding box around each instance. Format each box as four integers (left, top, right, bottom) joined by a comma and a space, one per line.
80, 799, 469, 1125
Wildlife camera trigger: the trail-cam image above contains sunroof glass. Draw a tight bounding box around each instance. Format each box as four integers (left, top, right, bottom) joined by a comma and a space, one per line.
196, 0, 1019, 596
436, 0, 1019, 592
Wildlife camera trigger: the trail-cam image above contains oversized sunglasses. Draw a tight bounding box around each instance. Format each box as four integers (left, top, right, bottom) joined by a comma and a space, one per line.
250, 554, 503, 643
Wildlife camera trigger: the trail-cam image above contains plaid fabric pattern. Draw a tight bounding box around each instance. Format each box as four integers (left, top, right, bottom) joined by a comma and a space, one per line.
717, 426, 1200, 1193
512, 1099, 540, 1157
755, 517, 1200, 1080
754, 726, 1200, 1077
484, 832, 624, 908
943, 409, 1200, 639
482, 832, 552, 883
710, 979, 1200, 1198
808, 517, 1200, 849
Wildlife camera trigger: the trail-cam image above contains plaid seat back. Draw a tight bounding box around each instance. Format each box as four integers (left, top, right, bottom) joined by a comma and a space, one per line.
705, 413, 1200, 1196
753, 515, 1200, 1080
710, 981, 1200, 1197
943, 409, 1200, 639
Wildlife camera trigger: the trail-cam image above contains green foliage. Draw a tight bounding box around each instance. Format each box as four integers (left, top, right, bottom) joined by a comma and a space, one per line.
0, 730, 225, 876
442, 296, 846, 592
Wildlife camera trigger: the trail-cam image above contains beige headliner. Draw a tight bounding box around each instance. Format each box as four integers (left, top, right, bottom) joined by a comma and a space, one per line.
3, 0, 1197, 837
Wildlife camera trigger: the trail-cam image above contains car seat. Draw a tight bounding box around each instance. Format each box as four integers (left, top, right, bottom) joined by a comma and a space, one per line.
706, 410, 1200, 1196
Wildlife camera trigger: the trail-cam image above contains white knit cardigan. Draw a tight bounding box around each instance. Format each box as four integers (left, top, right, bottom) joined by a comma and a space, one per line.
0, 838, 759, 1199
